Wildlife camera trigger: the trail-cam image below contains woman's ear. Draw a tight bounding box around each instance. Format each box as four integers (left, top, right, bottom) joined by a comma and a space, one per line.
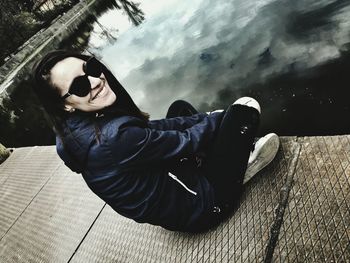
64, 105, 75, 113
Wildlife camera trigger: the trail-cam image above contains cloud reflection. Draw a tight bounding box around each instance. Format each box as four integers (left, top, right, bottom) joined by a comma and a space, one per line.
98, 0, 350, 135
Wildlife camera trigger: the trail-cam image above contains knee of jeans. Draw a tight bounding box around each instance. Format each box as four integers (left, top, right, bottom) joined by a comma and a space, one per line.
236, 111, 260, 138
232, 97, 261, 114
169, 100, 190, 109
229, 104, 260, 125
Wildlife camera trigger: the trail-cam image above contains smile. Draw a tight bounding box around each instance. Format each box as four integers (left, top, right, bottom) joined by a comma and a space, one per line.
91, 80, 106, 101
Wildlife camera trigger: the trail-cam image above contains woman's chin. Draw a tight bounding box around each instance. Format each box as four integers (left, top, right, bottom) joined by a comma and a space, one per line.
90, 90, 116, 110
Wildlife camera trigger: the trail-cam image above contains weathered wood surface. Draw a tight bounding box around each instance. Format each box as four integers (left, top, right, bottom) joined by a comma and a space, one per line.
0, 143, 10, 164
0, 136, 349, 262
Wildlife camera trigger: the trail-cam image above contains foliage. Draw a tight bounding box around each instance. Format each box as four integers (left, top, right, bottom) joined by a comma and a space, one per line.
0, 0, 78, 65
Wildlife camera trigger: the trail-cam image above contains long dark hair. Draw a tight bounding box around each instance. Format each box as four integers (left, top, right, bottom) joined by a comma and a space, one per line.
32, 50, 150, 139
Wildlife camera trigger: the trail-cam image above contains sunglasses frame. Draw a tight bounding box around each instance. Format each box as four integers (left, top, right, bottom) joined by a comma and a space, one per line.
61, 57, 103, 100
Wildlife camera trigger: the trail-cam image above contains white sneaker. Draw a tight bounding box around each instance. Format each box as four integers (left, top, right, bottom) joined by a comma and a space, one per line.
243, 133, 280, 184
233, 97, 261, 114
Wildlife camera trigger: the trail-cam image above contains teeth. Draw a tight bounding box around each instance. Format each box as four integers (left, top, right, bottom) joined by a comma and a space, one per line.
93, 85, 104, 100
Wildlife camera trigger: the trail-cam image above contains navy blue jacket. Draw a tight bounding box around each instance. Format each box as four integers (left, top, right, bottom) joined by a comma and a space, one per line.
56, 111, 224, 231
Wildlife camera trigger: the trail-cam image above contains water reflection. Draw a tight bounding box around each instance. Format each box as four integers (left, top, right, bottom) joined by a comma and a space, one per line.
2, 0, 350, 147
0, 0, 145, 147
99, 0, 350, 135
60, 0, 144, 52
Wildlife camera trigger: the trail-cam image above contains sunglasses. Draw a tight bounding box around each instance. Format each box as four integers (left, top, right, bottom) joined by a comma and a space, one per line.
61, 57, 103, 100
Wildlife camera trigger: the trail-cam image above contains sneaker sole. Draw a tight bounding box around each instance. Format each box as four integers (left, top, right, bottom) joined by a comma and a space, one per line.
243, 133, 280, 184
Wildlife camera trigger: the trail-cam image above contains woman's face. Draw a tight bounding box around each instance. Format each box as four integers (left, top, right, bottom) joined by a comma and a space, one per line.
50, 57, 117, 112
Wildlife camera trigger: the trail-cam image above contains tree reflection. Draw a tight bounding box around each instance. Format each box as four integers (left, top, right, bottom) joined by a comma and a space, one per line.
60, 0, 145, 52
112, 0, 145, 26
62, 0, 145, 52
0, 0, 147, 146
95, 20, 118, 43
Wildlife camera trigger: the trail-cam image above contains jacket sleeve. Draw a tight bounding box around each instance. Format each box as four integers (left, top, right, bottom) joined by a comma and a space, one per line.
109, 112, 224, 168
147, 113, 209, 131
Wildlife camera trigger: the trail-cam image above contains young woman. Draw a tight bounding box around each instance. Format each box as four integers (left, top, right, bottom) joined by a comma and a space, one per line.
32, 50, 279, 233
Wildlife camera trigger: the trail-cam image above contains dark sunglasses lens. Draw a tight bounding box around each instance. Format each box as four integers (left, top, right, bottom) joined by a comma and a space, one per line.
85, 57, 102, 77
69, 76, 91, 97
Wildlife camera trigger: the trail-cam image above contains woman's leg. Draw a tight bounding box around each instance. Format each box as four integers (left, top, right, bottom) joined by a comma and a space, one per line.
166, 100, 198, 118
202, 98, 260, 211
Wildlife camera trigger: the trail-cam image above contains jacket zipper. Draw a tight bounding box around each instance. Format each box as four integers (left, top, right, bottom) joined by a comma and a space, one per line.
168, 172, 197, 196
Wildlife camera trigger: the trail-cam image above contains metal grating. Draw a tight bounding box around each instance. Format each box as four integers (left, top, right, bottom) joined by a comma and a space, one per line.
273, 136, 350, 262
227, 137, 298, 263
69, 137, 298, 263
0, 147, 37, 185
0, 146, 61, 239
0, 161, 105, 263
1, 136, 349, 262
0, 147, 104, 262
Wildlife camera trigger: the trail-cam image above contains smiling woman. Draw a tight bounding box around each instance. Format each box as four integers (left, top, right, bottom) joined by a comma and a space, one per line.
31, 50, 279, 233
50, 56, 117, 112
32, 50, 149, 134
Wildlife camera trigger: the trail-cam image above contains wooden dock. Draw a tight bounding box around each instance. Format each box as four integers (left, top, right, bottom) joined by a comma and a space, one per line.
0, 136, 349, 262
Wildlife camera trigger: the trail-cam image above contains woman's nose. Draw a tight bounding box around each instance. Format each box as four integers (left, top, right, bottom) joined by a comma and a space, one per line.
88, 76, 102, 89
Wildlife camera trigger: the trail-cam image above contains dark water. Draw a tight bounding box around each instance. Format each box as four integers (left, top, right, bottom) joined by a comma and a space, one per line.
1, 0, 350, 147
98, 0, 350, 136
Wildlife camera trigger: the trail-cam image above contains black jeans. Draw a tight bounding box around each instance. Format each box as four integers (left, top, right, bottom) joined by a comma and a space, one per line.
166, 100, 260, 224
166, 100, 199, 118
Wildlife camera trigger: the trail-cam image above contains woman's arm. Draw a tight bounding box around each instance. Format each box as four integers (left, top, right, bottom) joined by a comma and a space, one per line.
147, 113, 208, 131
109, 112, 224, 168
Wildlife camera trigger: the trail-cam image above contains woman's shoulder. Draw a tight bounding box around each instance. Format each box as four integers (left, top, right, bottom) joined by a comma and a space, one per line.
100, 115, 147, 137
